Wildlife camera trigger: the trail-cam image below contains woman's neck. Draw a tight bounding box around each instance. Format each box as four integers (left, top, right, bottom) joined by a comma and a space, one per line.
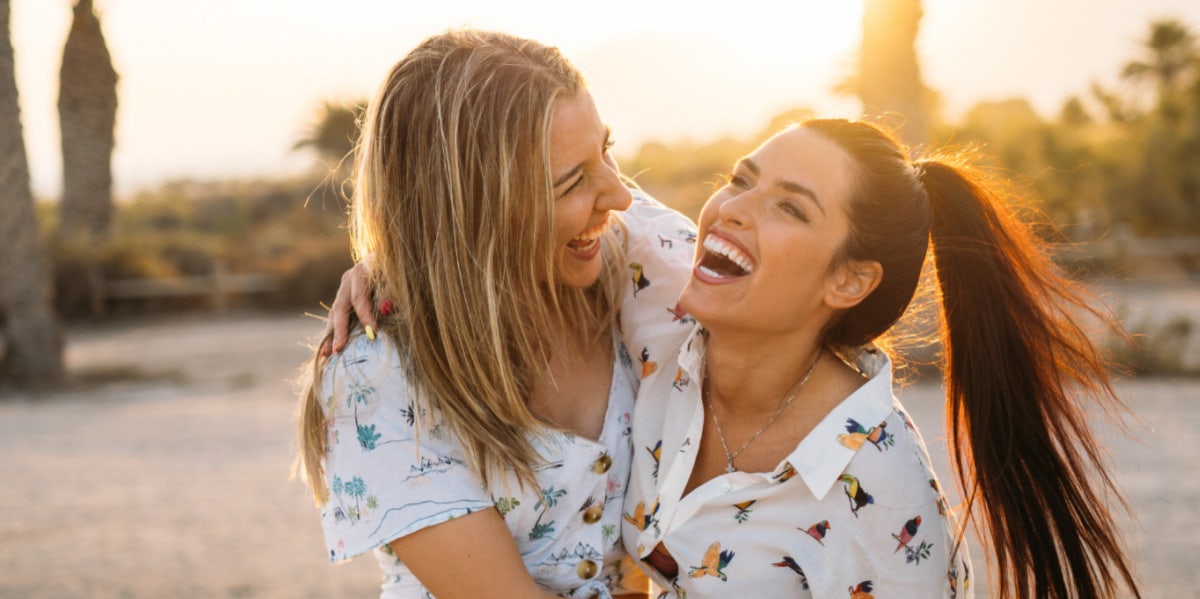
703, 325, 827, 415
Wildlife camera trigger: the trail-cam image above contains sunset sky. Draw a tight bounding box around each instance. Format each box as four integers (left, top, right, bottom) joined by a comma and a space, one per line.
11, 0, 1200, 197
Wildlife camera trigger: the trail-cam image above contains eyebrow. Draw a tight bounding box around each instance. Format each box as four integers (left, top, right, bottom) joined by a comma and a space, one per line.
554, 127, 612, 189
741, 158, 827, 217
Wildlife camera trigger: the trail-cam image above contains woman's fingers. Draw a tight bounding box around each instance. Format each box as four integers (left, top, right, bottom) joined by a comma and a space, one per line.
330, 269, 356, 352
327, 262, 378, 352
350, 263, 377, 339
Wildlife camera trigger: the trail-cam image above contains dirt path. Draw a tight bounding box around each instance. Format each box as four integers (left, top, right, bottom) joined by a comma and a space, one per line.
1, 311, 1196, 597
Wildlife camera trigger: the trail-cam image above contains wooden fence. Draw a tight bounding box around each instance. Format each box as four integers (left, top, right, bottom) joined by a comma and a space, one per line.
102, 261, 279, 310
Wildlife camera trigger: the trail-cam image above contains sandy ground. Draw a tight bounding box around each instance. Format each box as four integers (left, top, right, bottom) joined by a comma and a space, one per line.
0, 312, 380, 598
1, 309, 1197, 597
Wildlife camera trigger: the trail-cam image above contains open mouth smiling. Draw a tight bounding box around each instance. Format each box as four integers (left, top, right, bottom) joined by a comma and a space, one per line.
566, 214, 614, 254
697, 234, 754, 279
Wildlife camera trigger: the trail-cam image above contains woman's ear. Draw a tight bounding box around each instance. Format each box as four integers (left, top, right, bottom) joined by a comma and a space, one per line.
824, 260, 883, 310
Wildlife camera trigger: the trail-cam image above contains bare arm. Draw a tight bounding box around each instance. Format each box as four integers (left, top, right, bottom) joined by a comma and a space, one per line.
389, 508, 562, 599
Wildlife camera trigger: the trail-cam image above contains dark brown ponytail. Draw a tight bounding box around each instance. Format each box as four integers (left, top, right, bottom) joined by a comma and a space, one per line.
800, 118, 1140, 599
919, 159, 1139, 599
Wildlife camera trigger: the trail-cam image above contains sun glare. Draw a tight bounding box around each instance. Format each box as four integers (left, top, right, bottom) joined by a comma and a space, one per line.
791, 1, 864, 55
734, 1, 865, 95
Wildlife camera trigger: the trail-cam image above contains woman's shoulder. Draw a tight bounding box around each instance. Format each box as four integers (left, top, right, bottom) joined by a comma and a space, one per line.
319, 332, 411, 418
615, 189, 700, 366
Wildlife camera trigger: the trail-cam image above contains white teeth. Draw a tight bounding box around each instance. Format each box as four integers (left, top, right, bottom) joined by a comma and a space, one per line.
698, 265, 722, 278
702, 235, 754, 274
572, 214, 613, 243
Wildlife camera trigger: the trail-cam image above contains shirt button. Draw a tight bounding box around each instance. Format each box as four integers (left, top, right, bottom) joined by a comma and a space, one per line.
720, 482, 732, 492
592, 454, 612, 474
576, 559, 598, 579
582, 505, 604, 524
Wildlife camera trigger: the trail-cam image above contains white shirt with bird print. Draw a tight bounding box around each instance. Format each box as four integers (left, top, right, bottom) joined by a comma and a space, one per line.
616, 194, 973, 599
318, 332, 647, 598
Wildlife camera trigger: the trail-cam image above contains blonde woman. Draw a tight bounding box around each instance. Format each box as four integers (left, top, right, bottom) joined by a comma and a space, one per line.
296, 30, 694, 598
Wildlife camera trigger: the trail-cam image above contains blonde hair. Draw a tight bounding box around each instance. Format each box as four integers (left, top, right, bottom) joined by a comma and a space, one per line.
297, 30, 626, 502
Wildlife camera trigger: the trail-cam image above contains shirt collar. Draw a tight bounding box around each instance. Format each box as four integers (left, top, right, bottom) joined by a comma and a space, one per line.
674, 332, 896, 501
675, 325, 707, 380
783, 347, 895, 500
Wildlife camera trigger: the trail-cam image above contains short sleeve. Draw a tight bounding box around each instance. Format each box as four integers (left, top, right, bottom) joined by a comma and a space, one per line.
317, 334, 493, 564
618, 190, 699, 382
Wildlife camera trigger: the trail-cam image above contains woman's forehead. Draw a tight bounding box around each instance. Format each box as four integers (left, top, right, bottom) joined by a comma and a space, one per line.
747, 127, 856, 208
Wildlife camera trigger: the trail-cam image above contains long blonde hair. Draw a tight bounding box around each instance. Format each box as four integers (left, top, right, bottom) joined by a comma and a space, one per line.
297, 30, 626, 502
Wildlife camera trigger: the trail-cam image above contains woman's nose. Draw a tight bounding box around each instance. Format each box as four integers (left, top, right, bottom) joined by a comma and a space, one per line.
598, 157, 633, 212
716, 190, 752, 227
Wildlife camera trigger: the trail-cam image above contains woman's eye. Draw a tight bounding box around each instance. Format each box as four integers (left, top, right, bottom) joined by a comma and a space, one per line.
603, 138, 616, 152
780, 201, 810, 222
562, 177, 584, 196
728, 174, 750, 189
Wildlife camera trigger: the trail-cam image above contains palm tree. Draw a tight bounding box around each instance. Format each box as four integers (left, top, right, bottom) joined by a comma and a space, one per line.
58, 0, 117, 317
853, 0, 930, 147
1120, 20, 1200, 232
0, 0, 64, 386
1123, 20, 1197, 95
1121, 19, 1197, 121
58, 0, 118, 240
293, 99, 365, 171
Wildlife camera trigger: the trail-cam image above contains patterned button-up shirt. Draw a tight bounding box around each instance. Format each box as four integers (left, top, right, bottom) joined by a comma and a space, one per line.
319, 335, 645, 598
616, 193, 972, 598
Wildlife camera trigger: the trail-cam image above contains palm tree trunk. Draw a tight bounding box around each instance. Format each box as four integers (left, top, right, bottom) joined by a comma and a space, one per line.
58, 0, 118, 316
859, 0, 929, 147
0, 0, 64, 386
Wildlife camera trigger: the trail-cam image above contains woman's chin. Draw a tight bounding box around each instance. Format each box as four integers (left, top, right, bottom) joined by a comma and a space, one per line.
677, 285, 725, 329
555, 256, 603, 289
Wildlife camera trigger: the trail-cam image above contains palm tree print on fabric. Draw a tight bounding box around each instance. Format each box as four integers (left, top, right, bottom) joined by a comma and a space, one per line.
494, 496, 521, 517
529, 514, 556, 541
357, 424, 381, 449
535, 486, 567, 511
345, 383, 376, 449
330, 475, 375, 524
529, 486, 567, 541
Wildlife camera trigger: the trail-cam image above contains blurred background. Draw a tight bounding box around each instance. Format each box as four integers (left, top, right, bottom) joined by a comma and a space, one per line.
1, 0, 1197, 597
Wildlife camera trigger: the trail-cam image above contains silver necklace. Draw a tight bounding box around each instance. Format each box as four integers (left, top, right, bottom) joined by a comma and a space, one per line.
705, 351, 822, 473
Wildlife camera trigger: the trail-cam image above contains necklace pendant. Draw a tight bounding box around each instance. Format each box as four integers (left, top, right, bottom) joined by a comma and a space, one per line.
725, 461, 736, 473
